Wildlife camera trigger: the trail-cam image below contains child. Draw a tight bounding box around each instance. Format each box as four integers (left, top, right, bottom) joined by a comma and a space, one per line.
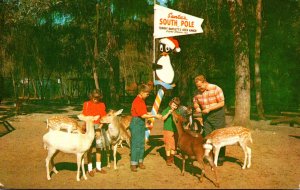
83, 89, 109, 176
161, 97, 181, 166
129, 84, 162, 172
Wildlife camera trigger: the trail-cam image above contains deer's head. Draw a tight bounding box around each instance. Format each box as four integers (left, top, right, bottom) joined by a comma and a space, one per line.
172, 112, 187, 126
100, 109, 123, 124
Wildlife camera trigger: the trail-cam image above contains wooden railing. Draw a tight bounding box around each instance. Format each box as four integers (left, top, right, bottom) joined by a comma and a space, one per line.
270, 111, 300, 127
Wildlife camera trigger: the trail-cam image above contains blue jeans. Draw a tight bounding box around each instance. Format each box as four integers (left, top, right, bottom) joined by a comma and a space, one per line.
130, 117, 146, 165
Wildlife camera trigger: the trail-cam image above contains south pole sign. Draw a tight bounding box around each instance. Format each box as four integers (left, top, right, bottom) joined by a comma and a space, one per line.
146, 3, 204, 140
154, 4, 204, 39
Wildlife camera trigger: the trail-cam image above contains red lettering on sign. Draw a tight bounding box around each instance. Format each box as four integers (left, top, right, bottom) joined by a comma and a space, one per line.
168, 13, 187, 20
181, 20, 194, 28
160, 18, 178, 26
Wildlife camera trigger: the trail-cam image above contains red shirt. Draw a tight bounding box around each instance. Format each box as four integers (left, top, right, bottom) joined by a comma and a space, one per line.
131, 95, 147, 117
82, 100, 106, 124
193, 83, 224, 112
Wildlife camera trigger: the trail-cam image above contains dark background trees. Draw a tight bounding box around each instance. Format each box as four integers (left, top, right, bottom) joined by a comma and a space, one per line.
0, 0, 299, 124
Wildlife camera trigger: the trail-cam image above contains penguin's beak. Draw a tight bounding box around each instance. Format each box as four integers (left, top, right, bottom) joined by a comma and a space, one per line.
161, 52, 168, 56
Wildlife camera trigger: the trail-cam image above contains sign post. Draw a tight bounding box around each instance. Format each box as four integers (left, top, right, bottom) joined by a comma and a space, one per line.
145, 3, 204, 141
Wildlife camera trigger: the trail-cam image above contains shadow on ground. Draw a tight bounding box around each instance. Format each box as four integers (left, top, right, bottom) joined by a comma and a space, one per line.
0, 100, 82, 120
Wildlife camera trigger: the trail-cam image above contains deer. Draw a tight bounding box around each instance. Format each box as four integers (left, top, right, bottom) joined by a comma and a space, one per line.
100, 109, 131, 169
203, 126, 253, 169
46, 115, 85, 134
43, 114, 99, 181
171, 111, 219, 187
177, 105, 203, 137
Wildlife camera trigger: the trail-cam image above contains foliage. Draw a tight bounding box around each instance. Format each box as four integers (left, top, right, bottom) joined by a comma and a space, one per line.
0, 0, 299, 114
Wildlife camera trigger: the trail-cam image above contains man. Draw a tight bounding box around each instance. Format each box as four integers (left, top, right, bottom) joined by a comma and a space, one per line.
193, 74, 226, 166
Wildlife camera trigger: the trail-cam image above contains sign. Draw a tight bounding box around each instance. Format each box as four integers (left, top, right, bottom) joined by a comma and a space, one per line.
154, 4, 204, 38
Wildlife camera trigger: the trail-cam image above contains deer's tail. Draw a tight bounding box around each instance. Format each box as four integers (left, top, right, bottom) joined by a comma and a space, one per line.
203, 143, 213, 150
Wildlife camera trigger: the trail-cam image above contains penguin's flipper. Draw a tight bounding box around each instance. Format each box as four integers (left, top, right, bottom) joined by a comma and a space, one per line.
154, 80, 174, 90
152, 64, 162, 70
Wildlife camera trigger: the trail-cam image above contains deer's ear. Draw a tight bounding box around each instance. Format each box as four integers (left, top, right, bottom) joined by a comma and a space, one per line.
115, 109, 123, 116
77, 114, 84, 120
94, 115, 100, 120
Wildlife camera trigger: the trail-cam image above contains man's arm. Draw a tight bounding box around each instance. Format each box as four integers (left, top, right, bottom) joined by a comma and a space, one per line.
193, 96, 201, 113
202, 101, 224, 114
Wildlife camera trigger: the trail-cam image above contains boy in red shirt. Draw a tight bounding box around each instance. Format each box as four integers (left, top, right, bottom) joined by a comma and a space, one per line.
83, 89, 108, 176
129, 84, 162, 172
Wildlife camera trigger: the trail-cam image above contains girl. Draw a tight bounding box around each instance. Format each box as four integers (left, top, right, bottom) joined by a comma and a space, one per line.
83, 89, 109, 176
161, 97, 181, 166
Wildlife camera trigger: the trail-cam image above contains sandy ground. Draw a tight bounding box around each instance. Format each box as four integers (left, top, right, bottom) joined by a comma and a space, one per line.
0, 104, 299, 189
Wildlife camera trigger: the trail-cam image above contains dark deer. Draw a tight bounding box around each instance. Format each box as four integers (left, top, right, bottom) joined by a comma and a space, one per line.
172, 112, 219, 187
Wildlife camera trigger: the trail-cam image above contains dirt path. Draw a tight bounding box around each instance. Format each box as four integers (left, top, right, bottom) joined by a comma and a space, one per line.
0, 106, 299, 189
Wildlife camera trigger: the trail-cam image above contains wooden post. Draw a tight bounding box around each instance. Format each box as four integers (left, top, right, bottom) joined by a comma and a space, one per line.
152, 0, 156, 89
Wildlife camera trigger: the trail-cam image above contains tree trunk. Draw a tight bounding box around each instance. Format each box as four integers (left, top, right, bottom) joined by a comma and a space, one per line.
31, 79, 39, 99
38, 74, 44, 100
0, 75, 3, 101
11, 72, 18, 99
254, 0, 265, 119
109, 54, 120, 106
228, 0, 251, 126
93, 3, 100, 90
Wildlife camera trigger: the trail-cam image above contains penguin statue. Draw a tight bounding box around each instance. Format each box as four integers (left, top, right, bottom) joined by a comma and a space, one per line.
153, 37, 181, 85
145, 37, 181, 140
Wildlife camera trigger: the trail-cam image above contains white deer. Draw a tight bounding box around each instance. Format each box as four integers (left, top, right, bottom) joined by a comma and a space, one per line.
100, 109, 131, 169
43, 114, 99, 181
46, 115, 85, 134
203, 126, 253, 169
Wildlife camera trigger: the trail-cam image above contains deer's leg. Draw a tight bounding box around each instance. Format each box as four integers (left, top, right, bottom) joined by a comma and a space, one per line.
46, 148, 57, 180
181, 154, 186, 176
107, 148, 111, 169
195, 155, 205, 183
76, 153, 83, 181
113, 144, 118, 170
202, 154, 219, 187
212, 163, 219, 187
81, 156, 87, 180
246, 146, 251, 168
206, 155, 219, 187
67, 126, 72, 133
126, 138, 131, 148
213, 146, 220, 167
51, 151, 59, 174
118, 139, 124, 148
204, 153, 216, 169
239, 143, 248, 169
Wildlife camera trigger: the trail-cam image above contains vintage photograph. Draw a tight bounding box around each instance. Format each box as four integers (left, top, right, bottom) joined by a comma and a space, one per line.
0, 0, 299, 189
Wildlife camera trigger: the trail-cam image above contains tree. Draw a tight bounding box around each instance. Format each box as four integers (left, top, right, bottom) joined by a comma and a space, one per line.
93, 3, 100, 90
228, 0, 251, 126
254, 0, 265, 119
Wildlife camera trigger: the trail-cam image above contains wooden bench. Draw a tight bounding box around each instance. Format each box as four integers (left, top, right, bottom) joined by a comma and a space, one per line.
270, 111, 300, 127
281, 112, 300, 117
0, 120, 15, 137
